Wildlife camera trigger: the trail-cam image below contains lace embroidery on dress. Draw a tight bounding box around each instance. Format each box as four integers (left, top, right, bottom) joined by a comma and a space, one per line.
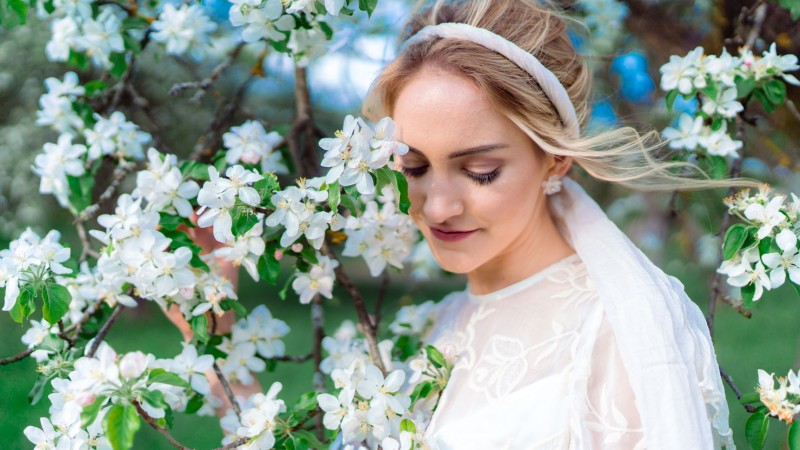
421, 254, 645, 449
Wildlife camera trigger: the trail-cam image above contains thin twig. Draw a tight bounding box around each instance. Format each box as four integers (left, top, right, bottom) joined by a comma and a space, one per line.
373, 272, 390, 333
0, 348, 34, 366
719, 367, 757, 413
272, 353, 313, 363
133, 399, 191, 450
213, 362, 242, 419
211, 437, 250, 450
310, 295, 325, 440
75, 220, 100, 263
77, 160, 139, 223
319, 243, 386, 374
170, 42, 247, 101
87, 305, 125, 358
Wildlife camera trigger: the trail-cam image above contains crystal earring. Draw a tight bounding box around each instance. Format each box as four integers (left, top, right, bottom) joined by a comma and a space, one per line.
542, 175, 562, 195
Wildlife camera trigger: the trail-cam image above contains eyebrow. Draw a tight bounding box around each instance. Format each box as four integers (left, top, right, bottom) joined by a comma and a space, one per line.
406, 143, 509, 159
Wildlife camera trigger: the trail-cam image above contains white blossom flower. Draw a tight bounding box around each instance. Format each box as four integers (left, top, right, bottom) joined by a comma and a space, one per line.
85, 111, 151, 160
165, 343, 215, 395
33, 134, 87, 207
45, 17, 80, 63
701, 87, 743, 118
35, 93, 84, 135
151, 4, 217, 60
237, 382, 286, 449
74, 7, 125, 69
761, 228, 800, 289
231, 305, 290, 359
291, 254, 339, 304
389, 301, 437, 336
744, 195, 787, 239
119, 351, 153, 379
223, 121, 288, 173
212, 216, 266, 282
698, 126, 743, 158
318, 388, 354, 430
659, 46, 707, 94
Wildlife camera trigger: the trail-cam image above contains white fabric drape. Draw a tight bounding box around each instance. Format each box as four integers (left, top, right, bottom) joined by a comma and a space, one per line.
547, 176, 733, 448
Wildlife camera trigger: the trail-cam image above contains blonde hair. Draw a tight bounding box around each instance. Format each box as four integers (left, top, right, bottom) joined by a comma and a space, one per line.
363, 0, 760, 191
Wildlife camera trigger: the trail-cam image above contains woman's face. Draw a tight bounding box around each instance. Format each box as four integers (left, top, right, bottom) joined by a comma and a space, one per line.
392, 67, 557, 275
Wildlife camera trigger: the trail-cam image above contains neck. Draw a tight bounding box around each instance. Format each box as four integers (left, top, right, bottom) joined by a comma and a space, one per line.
467, 201, 575, 295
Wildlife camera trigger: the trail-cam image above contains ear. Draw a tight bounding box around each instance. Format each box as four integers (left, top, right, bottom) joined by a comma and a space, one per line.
546, 155, 573, 178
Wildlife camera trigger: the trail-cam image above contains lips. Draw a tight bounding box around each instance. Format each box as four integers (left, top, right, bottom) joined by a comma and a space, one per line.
429, 227, 478, 242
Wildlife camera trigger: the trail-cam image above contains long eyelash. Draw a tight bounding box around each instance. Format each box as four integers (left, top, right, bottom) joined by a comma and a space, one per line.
467, 170, 500, 185
401, 166, 428, 178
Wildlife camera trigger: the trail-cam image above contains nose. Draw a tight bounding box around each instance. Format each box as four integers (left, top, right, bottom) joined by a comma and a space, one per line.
420, 173, 464, 225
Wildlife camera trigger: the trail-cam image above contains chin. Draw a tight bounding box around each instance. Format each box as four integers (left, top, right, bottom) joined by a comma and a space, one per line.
430, 248, 482, 274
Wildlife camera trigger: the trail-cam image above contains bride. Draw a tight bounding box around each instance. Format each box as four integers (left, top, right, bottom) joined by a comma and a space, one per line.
172, 0, 756, 448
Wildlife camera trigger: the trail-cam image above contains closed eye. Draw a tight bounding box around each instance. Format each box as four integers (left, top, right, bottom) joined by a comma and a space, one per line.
401, 165, 501, 186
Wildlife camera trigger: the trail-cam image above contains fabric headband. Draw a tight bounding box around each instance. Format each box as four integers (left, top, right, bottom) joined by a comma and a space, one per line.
404, 22, 581, 139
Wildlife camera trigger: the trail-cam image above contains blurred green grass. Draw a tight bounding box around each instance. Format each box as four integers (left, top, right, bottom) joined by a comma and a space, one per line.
1, 261, 798, 449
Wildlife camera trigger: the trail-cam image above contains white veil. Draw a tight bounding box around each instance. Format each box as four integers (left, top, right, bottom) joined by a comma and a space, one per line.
548, 176, 734, 449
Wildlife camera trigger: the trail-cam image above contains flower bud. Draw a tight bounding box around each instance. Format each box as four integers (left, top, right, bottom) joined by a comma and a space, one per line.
119, 351, 150, 379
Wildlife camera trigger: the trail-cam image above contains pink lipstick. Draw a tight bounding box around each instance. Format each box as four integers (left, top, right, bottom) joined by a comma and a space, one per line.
430, 227, 478, 242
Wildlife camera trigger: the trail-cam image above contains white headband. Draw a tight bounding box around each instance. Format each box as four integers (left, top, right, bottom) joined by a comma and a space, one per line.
404, 22, 580, 139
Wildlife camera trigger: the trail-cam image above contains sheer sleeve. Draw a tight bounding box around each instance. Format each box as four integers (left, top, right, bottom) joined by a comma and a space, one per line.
578, 311, 645, 449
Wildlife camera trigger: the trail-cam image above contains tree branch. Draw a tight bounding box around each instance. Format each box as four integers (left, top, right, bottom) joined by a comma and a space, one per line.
77, 159, 140, 223
719, 366, 757, 413
0, 348, 34, 366
170, 42, 247, 102
87, 304, 125, 358
213, 362, 242, 419
133, 399, 191, 450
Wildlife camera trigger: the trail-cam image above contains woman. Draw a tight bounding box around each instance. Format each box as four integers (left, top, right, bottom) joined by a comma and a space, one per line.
173, 0, 753, 448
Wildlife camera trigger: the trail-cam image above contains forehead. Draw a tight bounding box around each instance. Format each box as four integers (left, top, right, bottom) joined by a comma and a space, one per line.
391, 68, 505, 150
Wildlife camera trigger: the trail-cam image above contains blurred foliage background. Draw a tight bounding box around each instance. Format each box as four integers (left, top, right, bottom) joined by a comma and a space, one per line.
1, 0, 800, 448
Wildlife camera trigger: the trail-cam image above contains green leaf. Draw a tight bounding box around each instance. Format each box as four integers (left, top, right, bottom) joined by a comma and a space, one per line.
358, 0, 378, 16
220, 299, 247, 317
758, 236, 774, 257
67, 174, 96, 213
374, 166, 396, 195
394, 171, 410, 214
42, 283, 72, 324
294, 392, 319, 412
789, 420, 800, 450
253, 173, 279, 202
426, 345, 447, 369
28, 373, 49, 405
400, 418, 417, 433
744, 412, 768, 450
190, 314, 210, 344
103, 403, 141, 450
257, 245, 281, 285
735, 75, 756, 98
148, 369, 191, 388
791, 281, 800, 298
9, 287, 35, 323
180, 161, 212, 181
84, 80, 108, 97
779, 0, 800, 20
339, 192, 360, 215
300, 246, 318, 265
233, 208, 261, 237
8, 0, 27, 24
764, 79, 787, 106
159, 213, 189, 231
665, 90, 679, 111
739, 392, 761, 404
122, 16, 149, 30
741, 227, 759, 251
318, 21, 334, 40
140, 389, 167, 411
723, 224, 749, 260
700, 80, 718, 100
410, 381, 433, 405
184, 393, 204, 415
81, 396, 107, 427
122, 32, 141, 54
67, 50, 89, 71
71, 101, 96, 126
291, 430, 326, 450
278, 275, 293, 301
752, 88, 776, 113
704, 155, 727, 180
327, 181, 341, 211
109, 52, 128, 79
741, 283, 756, 307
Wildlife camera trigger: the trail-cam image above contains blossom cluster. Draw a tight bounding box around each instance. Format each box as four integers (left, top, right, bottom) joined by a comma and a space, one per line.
216, 305, 290, 385
219, 382, 287, 449
266, 177, 339, 249
321, 116, 410, 195
292, 253, 339, 304
755, 369, 800, 423
223, 120, 288, 174
660, 43, 800, 159
40, 2, 126, 69
150, 4, 217, 60
0, 229, 72, 313
33, 73, 152, 208
342, 186, 418, 276
24, 341, 215, 450
718, 185, 800, 301
196, 164, 265, 244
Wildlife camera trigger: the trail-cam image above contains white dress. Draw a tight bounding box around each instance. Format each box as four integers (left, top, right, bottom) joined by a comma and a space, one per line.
422, 253, 647, 449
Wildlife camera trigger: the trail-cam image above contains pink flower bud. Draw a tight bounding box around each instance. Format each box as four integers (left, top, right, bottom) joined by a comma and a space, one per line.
274, 249, 284, 261
291, 243, 304, 253
119, 351, 149, 379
